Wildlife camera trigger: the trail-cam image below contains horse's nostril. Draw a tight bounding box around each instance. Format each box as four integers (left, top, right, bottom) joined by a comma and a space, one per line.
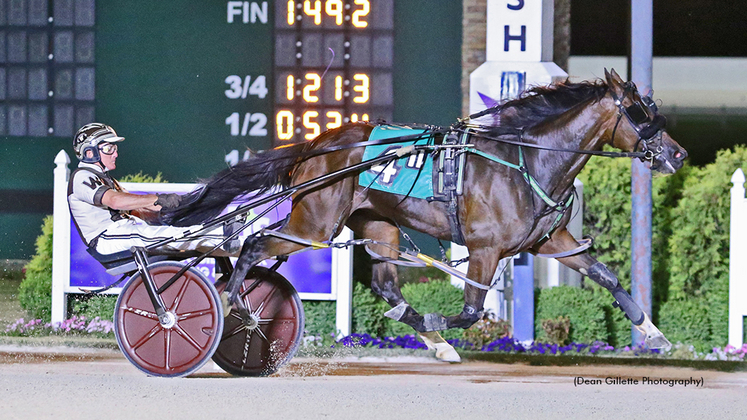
674, 151, 683, 159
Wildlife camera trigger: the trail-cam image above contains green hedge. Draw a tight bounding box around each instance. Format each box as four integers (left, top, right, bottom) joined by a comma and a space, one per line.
577, 145, 747, 350
304, 278, 465, 341
665, 146, 747, 349
534, 285, 605, 344
18, 215, 54, 321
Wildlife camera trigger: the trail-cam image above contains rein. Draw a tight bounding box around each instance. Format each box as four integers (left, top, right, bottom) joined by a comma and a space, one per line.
453, 124, 649, 160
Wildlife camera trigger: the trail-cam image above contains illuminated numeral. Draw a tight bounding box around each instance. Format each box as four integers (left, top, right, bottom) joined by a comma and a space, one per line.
325, 0, 343, 25
303, 73, 321, 103
226, 112, 268, 136
352, 0, 370, 28
352, 74, 369, 103
286, 75, 295, 100
326, 111, 342, 129
304, 0, 322, 25
224, 75, 267, 99
276, 110, 294, 140
303, 111, 320, 140
350, 113, 369, 122
335, 76, 343, 101
287, 0, 295, 25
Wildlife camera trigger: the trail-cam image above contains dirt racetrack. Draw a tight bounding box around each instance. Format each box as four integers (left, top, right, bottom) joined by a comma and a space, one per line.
0, 346, 745, 419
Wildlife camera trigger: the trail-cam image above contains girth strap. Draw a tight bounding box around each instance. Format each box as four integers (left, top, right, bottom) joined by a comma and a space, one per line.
429, 129, 471, 246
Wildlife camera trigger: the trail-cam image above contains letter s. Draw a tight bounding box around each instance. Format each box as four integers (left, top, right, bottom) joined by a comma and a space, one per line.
507, 0, 524, 11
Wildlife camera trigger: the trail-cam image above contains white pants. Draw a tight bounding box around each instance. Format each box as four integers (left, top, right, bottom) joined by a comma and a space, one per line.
94, 216, 237, 256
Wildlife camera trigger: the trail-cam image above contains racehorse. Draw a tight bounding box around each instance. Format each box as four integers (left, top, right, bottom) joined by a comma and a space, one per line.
163, 69, 687, 362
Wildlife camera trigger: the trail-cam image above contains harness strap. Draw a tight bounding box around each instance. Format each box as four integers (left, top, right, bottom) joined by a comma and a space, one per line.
431, 129, 470, 246
535, 237, 593, 259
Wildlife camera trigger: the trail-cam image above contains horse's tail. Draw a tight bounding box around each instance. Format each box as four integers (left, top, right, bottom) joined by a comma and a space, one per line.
161, 142, 308, 226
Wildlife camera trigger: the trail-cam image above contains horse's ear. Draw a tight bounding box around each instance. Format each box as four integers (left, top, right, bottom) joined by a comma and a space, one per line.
609, 68, 625, 84
605, 68, 625, 98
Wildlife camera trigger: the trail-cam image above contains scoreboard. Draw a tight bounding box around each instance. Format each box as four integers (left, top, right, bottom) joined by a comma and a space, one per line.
95, 0, 460, 181
0, 0, 461, 259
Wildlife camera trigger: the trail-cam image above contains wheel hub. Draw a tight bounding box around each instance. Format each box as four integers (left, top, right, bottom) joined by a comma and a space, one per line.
244, 313, 259, 330
159, 311, 177, 329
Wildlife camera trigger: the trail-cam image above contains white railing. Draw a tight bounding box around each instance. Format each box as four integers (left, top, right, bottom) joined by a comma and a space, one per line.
729, 168, 747, 347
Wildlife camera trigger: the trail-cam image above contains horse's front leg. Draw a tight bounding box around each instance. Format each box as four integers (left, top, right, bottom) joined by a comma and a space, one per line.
444, 246, 500, 329
534, 228, 671, 350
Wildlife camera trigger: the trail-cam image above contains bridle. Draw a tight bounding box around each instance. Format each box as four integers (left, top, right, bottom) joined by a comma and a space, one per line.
608, 81, 667, 165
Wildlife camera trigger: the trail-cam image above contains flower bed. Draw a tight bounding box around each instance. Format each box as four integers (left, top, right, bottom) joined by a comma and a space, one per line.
333, 333, 747, 361
4, 316, 114, 337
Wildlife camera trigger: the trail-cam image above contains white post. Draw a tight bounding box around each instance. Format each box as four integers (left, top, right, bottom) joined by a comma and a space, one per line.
334, 228, 354, 338
729, 168, 746, 347
51, 150, 71, 324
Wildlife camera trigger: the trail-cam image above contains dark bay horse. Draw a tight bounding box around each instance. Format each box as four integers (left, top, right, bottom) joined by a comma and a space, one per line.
163, 69, 687, 361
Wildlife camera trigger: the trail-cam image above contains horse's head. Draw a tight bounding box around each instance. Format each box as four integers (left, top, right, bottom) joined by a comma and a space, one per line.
604, 69, 687, 174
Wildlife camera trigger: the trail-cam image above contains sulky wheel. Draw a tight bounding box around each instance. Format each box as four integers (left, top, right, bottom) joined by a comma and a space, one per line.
114, 261, 223, 377
212, 266, 304, 376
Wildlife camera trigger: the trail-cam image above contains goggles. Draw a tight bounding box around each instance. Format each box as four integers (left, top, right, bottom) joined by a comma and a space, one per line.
99, 143, 118, 155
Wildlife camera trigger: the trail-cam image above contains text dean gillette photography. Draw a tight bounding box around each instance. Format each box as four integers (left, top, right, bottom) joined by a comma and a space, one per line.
574, 377, 705, 387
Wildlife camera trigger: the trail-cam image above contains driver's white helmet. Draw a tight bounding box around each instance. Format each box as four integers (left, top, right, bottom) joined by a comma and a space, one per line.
73, 123, 125, 163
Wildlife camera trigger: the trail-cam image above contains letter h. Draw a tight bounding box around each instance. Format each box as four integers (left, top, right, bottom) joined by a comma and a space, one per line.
504, 25, 526, 52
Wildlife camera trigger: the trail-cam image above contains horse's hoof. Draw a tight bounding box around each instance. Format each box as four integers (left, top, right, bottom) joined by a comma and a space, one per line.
645, 333, 672, 351
220, 292, 231, 318
419, 332, 461, 363
634, 313, 672, 351
434, 343, 462, 363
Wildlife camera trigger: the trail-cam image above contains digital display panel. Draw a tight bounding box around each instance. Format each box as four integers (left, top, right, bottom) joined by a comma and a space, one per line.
271, 0, 394, 145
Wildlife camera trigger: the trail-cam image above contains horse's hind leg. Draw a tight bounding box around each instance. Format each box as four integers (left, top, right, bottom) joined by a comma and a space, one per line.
534, 228, 671, 350
347, 215, 461, 362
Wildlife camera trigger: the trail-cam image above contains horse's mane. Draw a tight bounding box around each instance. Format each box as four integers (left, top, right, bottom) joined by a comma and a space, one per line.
485, 79, 608, 132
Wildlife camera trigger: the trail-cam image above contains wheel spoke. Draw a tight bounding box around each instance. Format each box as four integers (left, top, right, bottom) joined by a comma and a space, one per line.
239, 279, 262, 300
259, 317, 296, 323
178, 309, 215, 321
131, 324, 163, 350
121, 305, 158, 320
254, 324, 269, 343
255, 285, 280, 318
173, 324, 204, 351
221, 323, 247, 340
164, 329, 171, 370
241, 329, 254, 366
170, 276, 193, 312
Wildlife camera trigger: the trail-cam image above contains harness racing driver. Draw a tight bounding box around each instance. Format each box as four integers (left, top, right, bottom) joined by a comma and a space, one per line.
68, 123, 240, 257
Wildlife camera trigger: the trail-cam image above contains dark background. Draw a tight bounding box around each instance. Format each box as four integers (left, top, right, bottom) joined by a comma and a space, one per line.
571, 0, 747, 57
570, 0, 747, 168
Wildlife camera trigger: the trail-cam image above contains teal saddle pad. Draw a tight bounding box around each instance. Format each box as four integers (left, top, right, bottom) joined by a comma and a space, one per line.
358, 125, 434, 199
